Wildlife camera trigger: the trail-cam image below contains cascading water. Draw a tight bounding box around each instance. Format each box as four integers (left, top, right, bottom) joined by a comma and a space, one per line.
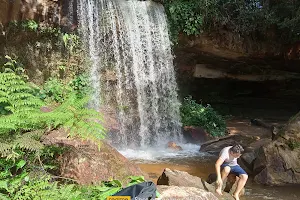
73, 0, 183, 148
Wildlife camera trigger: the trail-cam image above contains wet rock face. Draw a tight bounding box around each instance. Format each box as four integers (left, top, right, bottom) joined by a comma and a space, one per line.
43, 129, 145, 185
0, 0, 61, 25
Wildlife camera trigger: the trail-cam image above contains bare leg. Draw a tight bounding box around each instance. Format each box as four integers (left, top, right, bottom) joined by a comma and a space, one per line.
216, 166, 230, 195
233, 174, 248, 200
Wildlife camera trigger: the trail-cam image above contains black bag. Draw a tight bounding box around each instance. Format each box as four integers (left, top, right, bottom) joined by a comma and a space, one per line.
112, 181, 157, 200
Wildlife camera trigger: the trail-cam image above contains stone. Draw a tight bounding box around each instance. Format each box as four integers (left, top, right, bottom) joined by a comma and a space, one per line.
183, 126, 212, 143
157, 168, 204, 189
157, 168, 234, 200
254, 141, 300, 185
253, 112, 300, 185
40, 106, 53, 113
241, 152, 256, 166
206, 173, 245, 196
156, 185, 218, 200
167, 141, 183, 151
200, 134, 256, 154
42, 129, 146, 185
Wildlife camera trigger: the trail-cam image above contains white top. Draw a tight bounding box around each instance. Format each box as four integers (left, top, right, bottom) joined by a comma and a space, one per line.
219, 146, 238, 166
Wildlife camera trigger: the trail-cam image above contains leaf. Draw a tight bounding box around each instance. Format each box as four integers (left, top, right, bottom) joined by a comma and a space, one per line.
0, 180, 8, 191
16, 159, 26, 170
0, 193, 10, 200
110, 179, 122, 187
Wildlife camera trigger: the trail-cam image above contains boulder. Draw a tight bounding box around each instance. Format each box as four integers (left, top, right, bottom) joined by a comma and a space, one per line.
157, 168, 234, 200
206, 173, 245, 196
200, 134, 257, 154
183, 126, 212, 143
42, 129, 145, 185
156, 185, 218, 200
253, 112, 300, 185
253, 141, 300, 185
167, 141, 183, 151
157, 168, 205, 189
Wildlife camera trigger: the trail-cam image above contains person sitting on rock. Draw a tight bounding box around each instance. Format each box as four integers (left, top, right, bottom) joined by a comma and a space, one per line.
215, 144, 248, 200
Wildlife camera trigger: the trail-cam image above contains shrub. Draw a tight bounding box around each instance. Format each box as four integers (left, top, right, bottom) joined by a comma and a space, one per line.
164, 0, 300, 43
180, 96, 226, 137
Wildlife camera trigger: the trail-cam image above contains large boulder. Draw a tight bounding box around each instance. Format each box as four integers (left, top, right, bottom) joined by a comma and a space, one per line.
253, 141, 300, 185
253, 112, 300, 185
157, 168, 205, 189
156, 185, 218, 200
157, 168, 234, 200
42, 129, 145, 185
199, 134, 257, 154
183, 126, 212, 143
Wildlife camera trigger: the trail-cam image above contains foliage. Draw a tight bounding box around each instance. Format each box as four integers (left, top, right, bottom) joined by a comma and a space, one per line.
0, 157, 146, 200
21, 20, 39, 32
0, 56, 28, 80
43, 94, 106, 142
0, 58, 105, 159
164, 0, 300, 43
180, 96, 226, 137
39, 78, 70, 103
39, 73, 91, 103
69, 73, 91, 97
164, 0, 218, 43
287, 138, 300, 150
63, 33, 80, 55
0, 72, 44, 116
0, 159, 81, 200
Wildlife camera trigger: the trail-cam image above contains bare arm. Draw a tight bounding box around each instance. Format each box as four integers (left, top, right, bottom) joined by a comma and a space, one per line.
215, 157, 224, 180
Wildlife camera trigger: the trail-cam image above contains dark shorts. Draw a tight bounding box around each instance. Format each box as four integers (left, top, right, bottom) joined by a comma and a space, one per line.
221, 163, 247, 176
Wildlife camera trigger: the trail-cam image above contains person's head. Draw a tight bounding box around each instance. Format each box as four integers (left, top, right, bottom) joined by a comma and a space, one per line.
229, 144, 244, 158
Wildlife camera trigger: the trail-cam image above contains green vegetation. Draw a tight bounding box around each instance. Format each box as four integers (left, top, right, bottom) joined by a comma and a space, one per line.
287, 139, 300, 150
164, 0, 300, 43
180, 96, 226, 137
0, 57, 137, 199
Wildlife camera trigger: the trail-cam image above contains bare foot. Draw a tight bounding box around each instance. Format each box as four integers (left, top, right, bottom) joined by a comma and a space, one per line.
232, 193, 240, 200
215, 188, 223, 196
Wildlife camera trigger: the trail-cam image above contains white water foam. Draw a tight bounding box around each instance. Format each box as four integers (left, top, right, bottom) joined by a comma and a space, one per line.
118, 143, 210, 162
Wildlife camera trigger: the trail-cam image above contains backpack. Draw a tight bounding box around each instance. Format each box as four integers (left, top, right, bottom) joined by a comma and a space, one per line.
112, 181, 157, 199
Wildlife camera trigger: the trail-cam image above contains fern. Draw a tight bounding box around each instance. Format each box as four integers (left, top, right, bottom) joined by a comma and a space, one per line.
6, 176, 81, 200
0, 58, 106, 176
43, 94, 106, 142
0, 130, 44, 159
0, 72, 43, 116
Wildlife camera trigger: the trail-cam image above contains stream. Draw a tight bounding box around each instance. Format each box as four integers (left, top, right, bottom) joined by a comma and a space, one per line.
119, 145, 300, 200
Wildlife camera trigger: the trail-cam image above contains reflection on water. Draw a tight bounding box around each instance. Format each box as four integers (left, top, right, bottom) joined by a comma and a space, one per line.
119, 145, 300, 200
244, 182, 300, 200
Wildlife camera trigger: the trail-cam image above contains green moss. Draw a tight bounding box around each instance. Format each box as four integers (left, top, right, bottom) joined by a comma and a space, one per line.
287, 139, 300, 150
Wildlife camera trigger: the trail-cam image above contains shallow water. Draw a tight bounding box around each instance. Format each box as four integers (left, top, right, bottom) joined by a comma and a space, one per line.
119, 145, 300, 200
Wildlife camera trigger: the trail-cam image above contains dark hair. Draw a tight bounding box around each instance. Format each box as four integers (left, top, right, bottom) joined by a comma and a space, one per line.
230, 144, 244, 154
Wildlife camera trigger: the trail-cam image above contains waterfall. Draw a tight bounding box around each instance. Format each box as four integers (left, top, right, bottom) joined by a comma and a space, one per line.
74, 0, 182, 148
